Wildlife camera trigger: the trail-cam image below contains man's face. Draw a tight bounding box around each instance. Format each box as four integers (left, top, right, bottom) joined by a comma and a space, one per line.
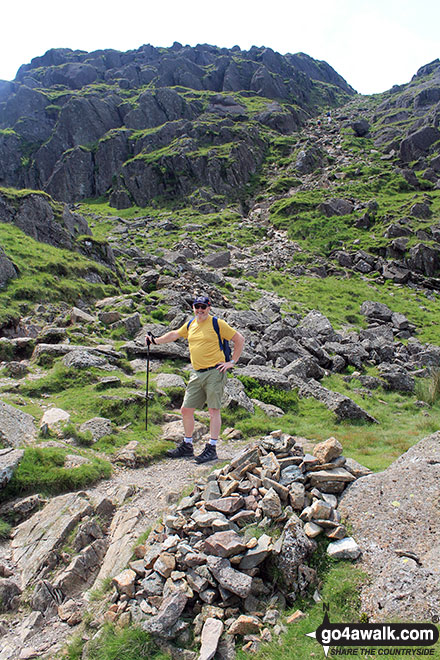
193, 302, 211, 321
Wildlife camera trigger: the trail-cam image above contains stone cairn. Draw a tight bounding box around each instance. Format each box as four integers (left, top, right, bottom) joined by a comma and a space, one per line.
108, 433, 367, 658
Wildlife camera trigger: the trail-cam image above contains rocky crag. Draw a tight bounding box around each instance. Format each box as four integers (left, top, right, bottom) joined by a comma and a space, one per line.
0, 43, 354, 208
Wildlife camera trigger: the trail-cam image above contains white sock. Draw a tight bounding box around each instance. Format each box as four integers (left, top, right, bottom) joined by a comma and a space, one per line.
209, 439, 217, 446
184, 437, 193, 444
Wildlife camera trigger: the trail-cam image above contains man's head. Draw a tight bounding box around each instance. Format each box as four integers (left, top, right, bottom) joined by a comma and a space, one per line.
193, 295, 211, 321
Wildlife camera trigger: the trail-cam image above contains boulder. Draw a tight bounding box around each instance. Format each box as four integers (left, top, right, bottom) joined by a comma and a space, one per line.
63, 350, 110, 369
407, 243, 440, 277
0, 578, 22, 612
0, 448, 24, 490
0, 246, 18, 287
79, 417, 112, 441
319, 198, 354, 217
351, 119, 370, 137
0, 400, 36, 448
289, 376, 378, 424
360, 300, 393, 322
338, 431, 440, 621
40, 407, 71, 434
399, 126, 440, 162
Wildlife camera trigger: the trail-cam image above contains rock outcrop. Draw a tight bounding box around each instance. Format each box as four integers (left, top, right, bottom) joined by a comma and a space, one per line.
0, 44, 354, 206
338, 431, 440, 622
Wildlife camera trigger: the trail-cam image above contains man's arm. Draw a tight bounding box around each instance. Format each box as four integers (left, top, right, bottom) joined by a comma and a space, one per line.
146, 330, 181, 346
230, 331, 245, 363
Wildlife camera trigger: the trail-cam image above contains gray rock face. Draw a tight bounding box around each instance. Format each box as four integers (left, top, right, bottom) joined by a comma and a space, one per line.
12, 493, 93, 587
91, 506, 145, 590
0, 44, 355, 207
339, 431, 440, 621
319, 198, 354, 217
399, 126, 440, 162
0, 247, 17, 287
0, 448, 24, 490
0, 191, 90, 251
0, 400, 37, 448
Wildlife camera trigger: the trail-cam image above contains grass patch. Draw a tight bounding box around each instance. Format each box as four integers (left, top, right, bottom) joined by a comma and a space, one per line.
0, 222, 117, 326
237, 375, 299, 412
237, 557, 366, 660
83, 624, 169, 660
0, 447, 112, 501
0, 518, 12, 539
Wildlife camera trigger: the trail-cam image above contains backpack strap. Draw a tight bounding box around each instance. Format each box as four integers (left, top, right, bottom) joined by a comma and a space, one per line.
212, 317, 231, 361
187, 317, 195, 330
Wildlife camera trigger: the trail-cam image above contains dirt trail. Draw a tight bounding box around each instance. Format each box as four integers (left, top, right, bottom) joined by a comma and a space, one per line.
85, 437, 249, 526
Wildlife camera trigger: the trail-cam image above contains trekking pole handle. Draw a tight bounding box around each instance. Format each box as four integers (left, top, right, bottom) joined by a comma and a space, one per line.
146, 332, 156, 345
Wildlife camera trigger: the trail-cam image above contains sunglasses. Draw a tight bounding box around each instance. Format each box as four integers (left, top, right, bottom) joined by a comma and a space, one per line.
194, 304, 208, 310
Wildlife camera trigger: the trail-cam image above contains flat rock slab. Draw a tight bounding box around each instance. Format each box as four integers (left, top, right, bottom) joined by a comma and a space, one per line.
12, 493, 93, 588
91, 506, 144, 590
338, 431, 440, 621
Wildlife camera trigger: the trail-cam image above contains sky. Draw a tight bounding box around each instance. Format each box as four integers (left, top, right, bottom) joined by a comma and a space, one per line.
1, 0, 439, 95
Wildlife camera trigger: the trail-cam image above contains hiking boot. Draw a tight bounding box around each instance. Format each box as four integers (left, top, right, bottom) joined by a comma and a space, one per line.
194, 443, 218, 464
166, 441, 194, 458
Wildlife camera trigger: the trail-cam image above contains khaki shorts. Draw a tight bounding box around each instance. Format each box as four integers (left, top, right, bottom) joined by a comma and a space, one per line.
182, 368, 227, 410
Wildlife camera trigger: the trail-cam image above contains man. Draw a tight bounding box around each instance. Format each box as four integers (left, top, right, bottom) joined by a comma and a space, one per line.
146, 295, 245, 463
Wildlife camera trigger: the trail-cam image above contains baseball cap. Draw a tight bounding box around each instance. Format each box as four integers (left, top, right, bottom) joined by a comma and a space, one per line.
193, 295, 211, 306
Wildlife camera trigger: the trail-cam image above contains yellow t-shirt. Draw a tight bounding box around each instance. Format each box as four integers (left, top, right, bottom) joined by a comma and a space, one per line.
177, 316, 237, 370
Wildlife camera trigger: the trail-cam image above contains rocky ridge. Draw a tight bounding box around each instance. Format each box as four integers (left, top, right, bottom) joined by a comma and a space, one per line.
0, 43, 354, 208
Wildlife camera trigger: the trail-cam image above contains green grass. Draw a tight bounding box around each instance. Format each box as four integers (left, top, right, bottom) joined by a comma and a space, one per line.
0, 222, 118, 325
0, 518, 12, 539
249, 272, 440, 345
13, 360, 170, 459
223, 372, 440, 472
0, 447, 112, 501
81, 624, 170, 660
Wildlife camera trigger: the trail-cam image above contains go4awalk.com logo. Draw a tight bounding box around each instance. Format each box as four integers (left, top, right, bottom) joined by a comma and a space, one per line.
306, 605, 439, 657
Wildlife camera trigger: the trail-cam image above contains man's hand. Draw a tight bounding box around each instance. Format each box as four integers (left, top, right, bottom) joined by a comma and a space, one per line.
145, 332, 156, 346
217, 360, 235, 373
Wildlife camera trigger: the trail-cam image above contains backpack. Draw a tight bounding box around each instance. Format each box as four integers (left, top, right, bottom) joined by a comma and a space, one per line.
186, 316, 232, 361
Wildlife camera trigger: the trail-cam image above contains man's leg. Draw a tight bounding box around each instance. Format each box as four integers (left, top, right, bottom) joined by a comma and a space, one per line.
208, 408, 221, 441
181, 406, 196, 438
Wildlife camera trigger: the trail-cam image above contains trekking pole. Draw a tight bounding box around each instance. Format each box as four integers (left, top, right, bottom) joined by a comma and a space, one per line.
145, 339, 150, 431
